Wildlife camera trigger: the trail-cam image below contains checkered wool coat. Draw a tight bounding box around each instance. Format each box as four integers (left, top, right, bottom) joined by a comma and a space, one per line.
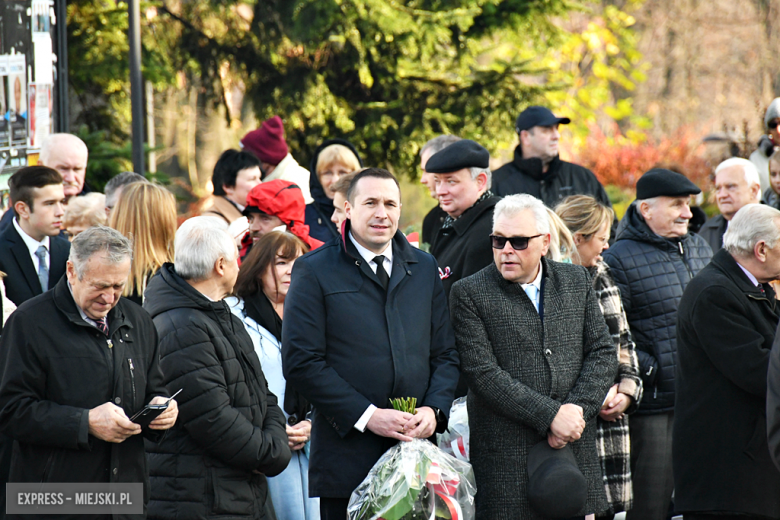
451, 259, 618, 520
589, 260, 643, 514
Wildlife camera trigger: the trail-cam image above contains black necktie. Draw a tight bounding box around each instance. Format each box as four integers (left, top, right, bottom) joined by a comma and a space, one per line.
373, 255, 389, 290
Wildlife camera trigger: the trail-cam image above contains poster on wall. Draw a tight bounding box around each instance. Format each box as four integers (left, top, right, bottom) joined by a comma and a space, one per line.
32, 0, 52, 85
0, 56, 9, 148
28, 83, 50, 148
8, 54, 26, 144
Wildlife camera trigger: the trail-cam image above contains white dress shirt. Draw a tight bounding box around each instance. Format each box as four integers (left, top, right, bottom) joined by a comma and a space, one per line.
348, 231, 393, 432
13, 217, 50, 273
520, 261, 543, 313
736, 261, 760, 287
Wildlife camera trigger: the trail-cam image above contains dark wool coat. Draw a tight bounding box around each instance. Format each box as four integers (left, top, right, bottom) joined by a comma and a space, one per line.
430, 194, 500, 298
0, 277, 166, 520
143, 264, 291, 520
422, 204, 447, 246
450, 260, 617, 520
0, 222, 70, 307
602, 203, 712, 414
674, 249, 780, 517
282, 223, 460, 499
698, 214, 727, 253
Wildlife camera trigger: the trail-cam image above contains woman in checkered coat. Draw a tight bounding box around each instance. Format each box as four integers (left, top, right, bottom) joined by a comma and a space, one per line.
557, 195, 644, 517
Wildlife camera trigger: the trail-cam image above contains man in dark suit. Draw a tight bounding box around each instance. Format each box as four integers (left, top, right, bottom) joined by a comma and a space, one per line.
676, 203, 780, 519
450, 193, 617, 519
0, 166, 70, 307
282, 168, 460, 520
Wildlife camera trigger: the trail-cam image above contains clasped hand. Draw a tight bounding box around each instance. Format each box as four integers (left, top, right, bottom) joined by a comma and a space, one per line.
547, 403, 585, 449
366, 406, 437, 442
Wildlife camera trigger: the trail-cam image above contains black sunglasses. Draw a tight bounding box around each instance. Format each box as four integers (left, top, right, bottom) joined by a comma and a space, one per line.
770, 120, 780, 130
490, 234, 543, 251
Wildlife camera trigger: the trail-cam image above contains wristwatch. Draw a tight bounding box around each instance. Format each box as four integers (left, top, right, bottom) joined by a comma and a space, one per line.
430, 406, 448, 434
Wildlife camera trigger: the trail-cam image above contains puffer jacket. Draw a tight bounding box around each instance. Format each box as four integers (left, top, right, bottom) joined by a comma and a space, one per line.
602, 203, 712, 414
143, 264, 291, 520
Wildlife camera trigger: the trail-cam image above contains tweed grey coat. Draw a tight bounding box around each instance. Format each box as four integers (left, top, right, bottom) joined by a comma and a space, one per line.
450, 259, 617, 520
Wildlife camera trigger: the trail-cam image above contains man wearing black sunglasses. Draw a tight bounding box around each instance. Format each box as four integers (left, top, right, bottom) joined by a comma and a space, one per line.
450, 193, 617, 520
750, 97, 780, 196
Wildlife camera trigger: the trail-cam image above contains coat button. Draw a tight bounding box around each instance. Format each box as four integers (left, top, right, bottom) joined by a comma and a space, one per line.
113, 468, 118, 475
114, 397, 121, 404
544, 349, 552, 356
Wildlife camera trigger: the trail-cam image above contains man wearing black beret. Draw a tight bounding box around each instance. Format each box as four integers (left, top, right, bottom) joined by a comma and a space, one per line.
427, 139, 501, 300
602, 168, 712, 520
492, 106, 615, 225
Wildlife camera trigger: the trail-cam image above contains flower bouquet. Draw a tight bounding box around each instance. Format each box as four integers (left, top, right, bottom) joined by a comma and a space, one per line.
347, 398, 476, 520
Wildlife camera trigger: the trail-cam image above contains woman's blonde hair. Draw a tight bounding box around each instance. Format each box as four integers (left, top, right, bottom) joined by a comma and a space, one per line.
110, 182, 177, 297
555, 195, 615, 240
545, 208, 577, 263
316, 144, 361, 177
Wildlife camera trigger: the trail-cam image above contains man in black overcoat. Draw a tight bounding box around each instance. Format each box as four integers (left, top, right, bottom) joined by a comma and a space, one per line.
675, 203, 780, 519
282, 168, 460, 520
427, 139, 501, 299
0, 227, 177, 520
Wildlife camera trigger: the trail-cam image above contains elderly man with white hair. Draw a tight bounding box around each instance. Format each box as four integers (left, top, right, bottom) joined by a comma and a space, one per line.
699, 157, 762, 252
0, 133, 90, 234
675, 203, 780, 520
142, 216, 291, 520
450, 193, 617, 520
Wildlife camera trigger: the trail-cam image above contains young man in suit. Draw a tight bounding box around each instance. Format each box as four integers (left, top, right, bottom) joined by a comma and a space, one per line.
282, 168, 460, 520
0, 166, 70, 307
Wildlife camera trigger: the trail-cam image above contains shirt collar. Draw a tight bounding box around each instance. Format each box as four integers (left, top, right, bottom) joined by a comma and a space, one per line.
67, 280, 102, 328
736, 261, 760, 287
348, 231, 393, 265
13, 217, 50, 255
520, 261, 543, 291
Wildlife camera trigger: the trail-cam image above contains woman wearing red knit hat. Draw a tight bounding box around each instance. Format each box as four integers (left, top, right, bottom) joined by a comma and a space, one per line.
239, 179, 323, 261
240, 116, 314, 204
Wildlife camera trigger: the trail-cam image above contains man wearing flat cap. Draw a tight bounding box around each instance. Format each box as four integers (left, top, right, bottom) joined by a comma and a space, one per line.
492, 106, 615, 216
603, 169, 712, 520
428, 139, 502, 301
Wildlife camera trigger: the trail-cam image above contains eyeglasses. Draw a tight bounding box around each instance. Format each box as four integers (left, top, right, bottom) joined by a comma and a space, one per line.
490, 234, 543, 251
770, 120, 780, 130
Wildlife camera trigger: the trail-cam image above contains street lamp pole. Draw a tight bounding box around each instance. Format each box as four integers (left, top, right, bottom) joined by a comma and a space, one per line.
128, 0, 145, 175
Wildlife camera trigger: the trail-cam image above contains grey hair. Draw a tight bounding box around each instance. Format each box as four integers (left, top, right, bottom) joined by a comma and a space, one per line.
68, 226, 133, 280
174, 216, 238, 281
723, 204, 780, 257
469, 166, 492, 188
493, 194, 550, 235
421, 135, 461, 158
105, 171, 147, 208
715, 157, 761, 187
40, 133, 88, 165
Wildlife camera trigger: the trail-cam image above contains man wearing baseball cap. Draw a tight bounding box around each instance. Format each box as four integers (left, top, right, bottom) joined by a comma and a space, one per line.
492, 106, 614, 215
602, 169, 712, 520
241, 116, 314, 204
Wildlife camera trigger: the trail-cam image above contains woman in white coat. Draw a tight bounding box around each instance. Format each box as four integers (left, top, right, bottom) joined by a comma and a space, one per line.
226, 230, 319, 520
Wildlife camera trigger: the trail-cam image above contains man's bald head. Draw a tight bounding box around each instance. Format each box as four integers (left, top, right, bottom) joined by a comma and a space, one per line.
40, 133, 89, 200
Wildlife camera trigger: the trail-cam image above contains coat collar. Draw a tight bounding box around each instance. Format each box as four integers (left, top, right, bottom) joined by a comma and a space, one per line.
511, 145, 563, 181
340, 220, 418, 293
52, 276, 133, 335
710, 248, 776, 306
448, 195, 500, 236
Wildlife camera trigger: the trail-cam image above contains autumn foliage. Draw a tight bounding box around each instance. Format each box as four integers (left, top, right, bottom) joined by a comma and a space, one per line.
564, 124, 711, 191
